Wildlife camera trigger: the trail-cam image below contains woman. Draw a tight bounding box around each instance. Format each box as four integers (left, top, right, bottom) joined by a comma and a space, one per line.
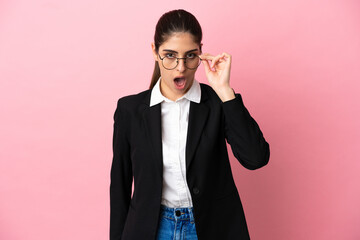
110, 9, 270, 240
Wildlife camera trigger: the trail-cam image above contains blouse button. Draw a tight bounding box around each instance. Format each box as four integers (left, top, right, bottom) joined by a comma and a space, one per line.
193, 187, 200, 195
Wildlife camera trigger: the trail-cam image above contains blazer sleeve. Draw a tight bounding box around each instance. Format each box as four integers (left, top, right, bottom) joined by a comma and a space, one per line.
110, 99, 133, 240
222, 93, 270, 170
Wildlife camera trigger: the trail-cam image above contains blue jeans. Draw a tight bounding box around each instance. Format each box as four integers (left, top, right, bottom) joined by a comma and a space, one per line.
156, 204, 198, 240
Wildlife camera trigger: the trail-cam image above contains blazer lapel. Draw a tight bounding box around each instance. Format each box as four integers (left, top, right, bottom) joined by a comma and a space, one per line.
142, 93, 163, 176
186, 87, 209, 171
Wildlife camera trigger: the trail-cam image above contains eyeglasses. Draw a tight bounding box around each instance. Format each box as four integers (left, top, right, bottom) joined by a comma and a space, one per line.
158, 53, 202, 70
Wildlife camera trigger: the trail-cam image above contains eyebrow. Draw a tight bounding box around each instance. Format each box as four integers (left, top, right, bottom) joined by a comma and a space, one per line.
162, 48, 199, 54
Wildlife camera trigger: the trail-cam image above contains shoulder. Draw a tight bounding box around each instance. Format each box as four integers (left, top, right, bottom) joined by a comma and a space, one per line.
113, 89, 151, 123
116, 89, 151, 111
199, 83, 216, 96
199, 83, 223, 104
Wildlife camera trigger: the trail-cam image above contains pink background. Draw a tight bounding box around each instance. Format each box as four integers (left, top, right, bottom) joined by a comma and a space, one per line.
1, 0, 359, 239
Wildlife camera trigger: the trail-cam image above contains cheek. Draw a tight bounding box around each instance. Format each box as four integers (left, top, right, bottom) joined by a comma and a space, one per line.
188, 70, 197, 78
158, 66, 167, 77
158, 63, 169, 74
160, 70, 170, 79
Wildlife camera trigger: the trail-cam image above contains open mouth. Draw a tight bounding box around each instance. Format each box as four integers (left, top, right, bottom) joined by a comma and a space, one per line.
174, 77, 186, 89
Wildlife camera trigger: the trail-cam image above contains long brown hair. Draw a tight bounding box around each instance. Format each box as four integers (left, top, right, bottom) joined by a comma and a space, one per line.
149, 9, 203, 89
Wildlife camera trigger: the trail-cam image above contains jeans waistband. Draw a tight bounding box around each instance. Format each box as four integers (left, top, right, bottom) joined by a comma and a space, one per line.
160, 204, 195, 222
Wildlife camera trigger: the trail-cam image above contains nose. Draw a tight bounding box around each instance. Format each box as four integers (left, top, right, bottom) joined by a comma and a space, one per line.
176, 58, 186, 72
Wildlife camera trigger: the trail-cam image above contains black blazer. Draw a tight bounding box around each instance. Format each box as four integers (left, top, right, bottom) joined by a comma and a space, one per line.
110, 83, 270, 240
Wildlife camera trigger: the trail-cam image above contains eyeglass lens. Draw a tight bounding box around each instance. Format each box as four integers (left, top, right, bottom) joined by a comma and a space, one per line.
162, 56, 201, 70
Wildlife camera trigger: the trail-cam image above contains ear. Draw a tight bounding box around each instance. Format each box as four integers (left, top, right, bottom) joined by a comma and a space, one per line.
151, 43, 158, 61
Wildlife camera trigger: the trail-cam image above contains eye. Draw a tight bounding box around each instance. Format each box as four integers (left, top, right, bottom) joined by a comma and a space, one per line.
165, 53, 176, 59
186, 53, 196, 59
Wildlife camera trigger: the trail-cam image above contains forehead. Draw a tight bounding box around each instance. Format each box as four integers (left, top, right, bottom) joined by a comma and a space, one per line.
160, 32, 200, 52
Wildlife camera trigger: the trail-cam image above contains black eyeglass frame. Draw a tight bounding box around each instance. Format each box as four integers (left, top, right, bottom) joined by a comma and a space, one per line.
158, 54, 202, 70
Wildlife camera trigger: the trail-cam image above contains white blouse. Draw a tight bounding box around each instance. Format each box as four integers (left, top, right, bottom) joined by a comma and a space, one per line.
150, 77, 201, 208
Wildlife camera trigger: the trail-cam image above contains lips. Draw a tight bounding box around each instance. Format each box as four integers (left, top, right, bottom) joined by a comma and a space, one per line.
174, 77, 186, 89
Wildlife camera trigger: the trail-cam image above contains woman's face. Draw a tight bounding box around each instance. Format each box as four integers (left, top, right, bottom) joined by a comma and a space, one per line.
152, 32, 202, 101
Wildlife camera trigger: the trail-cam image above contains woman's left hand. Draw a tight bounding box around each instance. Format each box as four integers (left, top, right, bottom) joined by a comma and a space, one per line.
200, 52, 235, 102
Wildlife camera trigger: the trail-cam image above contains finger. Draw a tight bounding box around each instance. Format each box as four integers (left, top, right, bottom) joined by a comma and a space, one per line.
199, 53, 215, 60
222, 52, 230, 57
213, 52, 232, 68
222, 52, 232, 67
210, 55, 220, 68
222, 52, 231, 61
210, 54, 225, 68
201, 58, 212, 74
222, 52, 232, 62
201, 52, 231, 68
201, 52, 231, 59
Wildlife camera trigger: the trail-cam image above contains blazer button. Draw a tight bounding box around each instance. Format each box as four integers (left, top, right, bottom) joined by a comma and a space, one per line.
193, 187, 200, 195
